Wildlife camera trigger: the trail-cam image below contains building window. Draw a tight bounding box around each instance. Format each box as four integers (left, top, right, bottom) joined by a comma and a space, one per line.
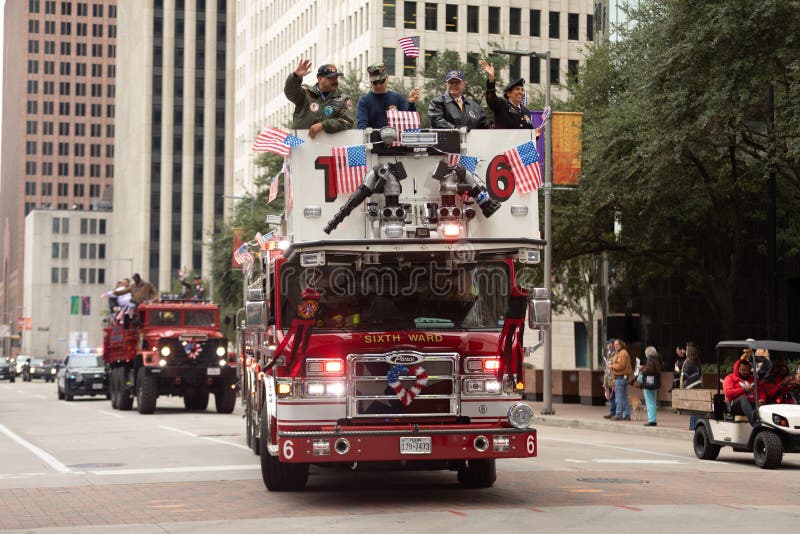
568, 59, 579, 81
44, 60, 54, 74
26, 161, 37, 175
98, 269, 105, 285
382, 47, 396, 75
60, 268, 68, 284
90, 184, 100, 197
105, 165, 114, 178
42, 162, 53, 175
52, 242, 60, 259
51, 268, 59, 284
43, 122, 53, 135
58, 142, 69, 156
79, 268, 87, 284
383, 0, 395, 28
549, 12, 560, 39
444, 4, 458, 32
59, 62, 71, 75
89, 219, 97, 234
57, 183, 69, 196
92, 3, 104, 17
61, 242, 69, 258
587, 14, 594, 41
28, 39, 40, 54
509, 7, 521, 35
58, 163, 68, 176
44, 41, 55, 54
60, 41, 71, 55
80, 218, 88, 234
26, 121, 37, 135
42, 182, 52, 195
550, 57, 560, 85
60, 22, 71, 36
99, 219, 106, 234
26, 141, 37, 155
27, 59, 39, 74
466, 52, 479, 69
74, 164, 85, 177
89, 243, 97, 259
98, 243, 106, 259
568, 13, 579, 40
530, 57, 540, 84
29, 0, 40, 13
425, 3, 437, 31
404, 1, 416, 29
26, 182, 37, 195
43, 142, 53, 155
27, 100, 38, 114
74, 183, 85, 197
43, 101, 54, 115
61, 1, 71, 15
29, 20, 40, 33
403, 55, 416, 78
467, 6, 478, 33
52, 217, 60, 234
510, 56, 521, 80
80, 243, 87, 259
24, 202, 36, 215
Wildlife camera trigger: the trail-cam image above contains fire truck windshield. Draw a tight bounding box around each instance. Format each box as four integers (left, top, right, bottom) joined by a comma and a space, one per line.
280, 261, 511, 331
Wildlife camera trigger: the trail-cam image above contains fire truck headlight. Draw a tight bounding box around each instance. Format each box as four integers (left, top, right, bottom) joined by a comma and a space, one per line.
508, 403, 534, 429
159, 359, 168, 367
218, 359, 227, 367
216, 346, 226, 357
51, 368, 57, 375
484, 380, 502, 394
276, 382, 293, 396
160, 346, 171, 357
326, 382, 345, 397
306, 382, 325, 397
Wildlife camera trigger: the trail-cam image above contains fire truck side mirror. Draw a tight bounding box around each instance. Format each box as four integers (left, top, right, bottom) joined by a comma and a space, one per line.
528, 288, 551, 329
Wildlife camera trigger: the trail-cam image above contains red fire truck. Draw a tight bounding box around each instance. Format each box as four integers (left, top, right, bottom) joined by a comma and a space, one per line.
104, 297, 237, 414
238, 128, 550, 491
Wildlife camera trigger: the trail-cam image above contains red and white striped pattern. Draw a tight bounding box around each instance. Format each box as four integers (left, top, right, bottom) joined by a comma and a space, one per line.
332, 145, 368, 195
386, 110, 421, 147
388, 365, 429, 407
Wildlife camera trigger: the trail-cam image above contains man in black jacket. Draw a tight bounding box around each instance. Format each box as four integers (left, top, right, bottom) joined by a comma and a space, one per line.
427, 70, 491, 130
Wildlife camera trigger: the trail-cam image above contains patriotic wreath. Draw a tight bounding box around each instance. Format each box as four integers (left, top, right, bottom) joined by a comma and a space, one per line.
386, 364, 429, 407
184, 342, 202, 360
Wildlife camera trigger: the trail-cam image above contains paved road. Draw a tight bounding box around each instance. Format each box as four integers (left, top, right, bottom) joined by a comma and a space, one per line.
2, 381, 800, 532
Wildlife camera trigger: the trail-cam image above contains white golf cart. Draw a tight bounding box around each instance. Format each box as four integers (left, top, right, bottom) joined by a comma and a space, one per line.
686, 340, 800, 469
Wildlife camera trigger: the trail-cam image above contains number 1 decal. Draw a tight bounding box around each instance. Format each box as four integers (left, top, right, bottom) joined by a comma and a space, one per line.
315, 156, 338, 202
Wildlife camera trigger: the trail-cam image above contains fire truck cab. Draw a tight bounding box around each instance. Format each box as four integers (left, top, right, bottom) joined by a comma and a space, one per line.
104, 297, 237, 414
239, 128, 550, 491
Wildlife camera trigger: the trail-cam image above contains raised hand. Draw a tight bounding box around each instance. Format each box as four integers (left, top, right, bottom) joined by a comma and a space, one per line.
479, 59, 495, 81
295, 59, 312, 77
408, 87, 420, 103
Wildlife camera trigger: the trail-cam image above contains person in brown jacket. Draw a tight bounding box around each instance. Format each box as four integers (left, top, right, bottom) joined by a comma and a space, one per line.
114, 273, 158, 305
610, 339, 632, 420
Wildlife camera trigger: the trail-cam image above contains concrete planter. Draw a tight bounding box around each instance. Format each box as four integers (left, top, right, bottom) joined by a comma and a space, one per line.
523, 368, 543, 401
553, 369, 580, 404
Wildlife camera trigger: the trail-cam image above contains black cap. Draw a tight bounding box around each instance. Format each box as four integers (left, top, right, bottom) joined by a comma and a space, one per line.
316, 64, 343, 78
503, 78, 525, 95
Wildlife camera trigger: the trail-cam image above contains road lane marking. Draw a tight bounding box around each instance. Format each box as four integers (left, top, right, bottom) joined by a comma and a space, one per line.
547, 437, 692, 460
0, 423, 72, 474
592, 459, 684, 464
98, 410, 123, 418
616, 505, 643, 511
160, 425, 251, 452
90, 465, 259, 475
564, 459, 588, 463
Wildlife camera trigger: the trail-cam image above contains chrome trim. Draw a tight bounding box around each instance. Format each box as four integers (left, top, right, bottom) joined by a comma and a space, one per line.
278, 427, 535, 438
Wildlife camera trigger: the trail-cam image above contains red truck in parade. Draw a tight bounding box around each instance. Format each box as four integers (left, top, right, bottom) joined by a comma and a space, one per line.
237, 128, 550, 491
103, 297, 237, 414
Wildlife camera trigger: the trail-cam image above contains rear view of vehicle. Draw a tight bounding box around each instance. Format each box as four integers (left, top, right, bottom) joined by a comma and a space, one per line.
104, 297, 237, 414
57, 350, 109, 401
0, 357, 15, 382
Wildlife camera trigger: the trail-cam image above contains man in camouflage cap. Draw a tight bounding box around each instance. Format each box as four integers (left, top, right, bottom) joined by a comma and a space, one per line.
284, 59, 355, 138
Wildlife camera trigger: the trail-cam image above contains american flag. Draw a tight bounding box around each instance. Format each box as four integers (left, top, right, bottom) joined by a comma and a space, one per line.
446, 154, 478, 174
268, 174, 279, 203
397, 36, 420, 58
255, 231, 274, 249
252, 127, 304, 156
387, 110, 421, 147
233, 243, 254, 266
503, 141, 543, 194
284, 163, 293, 212
332, 145, 368, 195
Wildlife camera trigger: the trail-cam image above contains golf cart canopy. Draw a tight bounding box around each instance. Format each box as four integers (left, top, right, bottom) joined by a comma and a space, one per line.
715, 340, 800, 353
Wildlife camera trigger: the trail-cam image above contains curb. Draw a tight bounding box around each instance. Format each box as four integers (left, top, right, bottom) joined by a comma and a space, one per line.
532, 415, 692, 440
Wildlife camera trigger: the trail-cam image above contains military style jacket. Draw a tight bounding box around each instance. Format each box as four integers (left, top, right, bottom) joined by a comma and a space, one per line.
485, 80, 533, 129
284, 73, 355, 132
427, 93, 491, 130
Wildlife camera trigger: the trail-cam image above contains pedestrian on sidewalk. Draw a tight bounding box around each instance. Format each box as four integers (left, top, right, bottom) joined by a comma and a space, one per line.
610, 339, 632, 421
641, 346, 662, 426
680, 344, 702, 429
602, 339, 617, 419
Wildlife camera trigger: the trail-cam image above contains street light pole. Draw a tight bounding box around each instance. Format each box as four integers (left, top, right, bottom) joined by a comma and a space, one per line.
493, 48, 554, 414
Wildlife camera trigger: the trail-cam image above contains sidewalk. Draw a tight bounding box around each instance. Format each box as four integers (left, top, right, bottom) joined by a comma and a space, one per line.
523, 399, 694, 440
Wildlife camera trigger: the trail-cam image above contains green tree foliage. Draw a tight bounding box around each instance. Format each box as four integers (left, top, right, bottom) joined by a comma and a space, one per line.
562, 0, 800, 335
210, 155, 285, 337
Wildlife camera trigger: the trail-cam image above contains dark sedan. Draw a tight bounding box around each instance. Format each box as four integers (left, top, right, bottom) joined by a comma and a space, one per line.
0, 358, 15, 382
28, 357, 57, 382
56, 353, 109, 401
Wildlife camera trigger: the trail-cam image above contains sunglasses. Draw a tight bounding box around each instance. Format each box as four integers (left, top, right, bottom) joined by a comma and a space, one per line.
371, 79, 387, 85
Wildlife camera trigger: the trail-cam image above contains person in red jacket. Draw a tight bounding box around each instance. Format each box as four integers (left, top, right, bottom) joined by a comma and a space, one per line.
763, 358, 797, 404
723, 358, 766, 421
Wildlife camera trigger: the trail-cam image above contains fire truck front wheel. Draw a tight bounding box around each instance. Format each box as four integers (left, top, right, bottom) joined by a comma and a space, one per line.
136, 368, 158, 414
259, 413, 308, 491
457, 459, 497, 489
184, 389, 210, 411
215, 382, 236, 414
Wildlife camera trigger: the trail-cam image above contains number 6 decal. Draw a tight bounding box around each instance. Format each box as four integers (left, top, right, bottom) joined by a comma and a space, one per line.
526, 435, 536, 455
486, 154, 515, 202
283, 439, 295, 460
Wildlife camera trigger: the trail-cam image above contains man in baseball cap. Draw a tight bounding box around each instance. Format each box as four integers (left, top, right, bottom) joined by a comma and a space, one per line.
428, 69, 490, 130
284, 59, 354, 138
356, 63, 420, 129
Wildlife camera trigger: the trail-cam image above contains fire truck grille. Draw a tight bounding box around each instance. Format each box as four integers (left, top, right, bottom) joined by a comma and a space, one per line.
348, 352, 459, 418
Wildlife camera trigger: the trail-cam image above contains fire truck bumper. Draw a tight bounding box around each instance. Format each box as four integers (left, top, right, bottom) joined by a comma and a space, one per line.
276, 426, 537, 463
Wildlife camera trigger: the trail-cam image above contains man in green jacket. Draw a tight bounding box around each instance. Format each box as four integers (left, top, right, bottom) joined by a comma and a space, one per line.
284, 59, 355, 138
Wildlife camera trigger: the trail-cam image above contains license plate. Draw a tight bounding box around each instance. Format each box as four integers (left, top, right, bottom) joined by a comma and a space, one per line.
207, 367, 221, 376
400, 437, 431, 455
92, 383, 104, 390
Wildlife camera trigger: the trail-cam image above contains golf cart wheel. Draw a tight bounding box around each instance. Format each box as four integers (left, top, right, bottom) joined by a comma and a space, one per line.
693, 424, 721, 460
753, 431, 783, 469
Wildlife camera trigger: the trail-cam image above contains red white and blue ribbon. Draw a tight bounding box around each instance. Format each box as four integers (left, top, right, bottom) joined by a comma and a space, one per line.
387, 365, 428, 406
184, 342, 202, 360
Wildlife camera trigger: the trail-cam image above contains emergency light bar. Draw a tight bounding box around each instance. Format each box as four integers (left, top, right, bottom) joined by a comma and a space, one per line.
400, 131, 438, 147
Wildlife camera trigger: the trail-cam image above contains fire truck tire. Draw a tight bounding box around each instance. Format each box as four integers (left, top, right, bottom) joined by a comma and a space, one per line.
117, 369, 134, 411
260, 413, 308, 491
215, 384, 236, 413
110, 368, 119, 409
57, 387, 65, 400
64, 390, 74, 401
457, 459, 496, 488
184, 390, 210, 410
247, 399, 260, 455
136, 368, 158, 414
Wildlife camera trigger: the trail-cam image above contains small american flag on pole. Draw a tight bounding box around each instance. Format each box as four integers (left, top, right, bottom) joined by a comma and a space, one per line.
387, 110, 421, 147
446, 154, 479, 174
252, 127, 304, 156
503, 141, 543, 194
233, 243, 254, 266
255, 231, 274, 249
397, 36, 420, 58
268, 175, 279, 203
332, 145, 368, 195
